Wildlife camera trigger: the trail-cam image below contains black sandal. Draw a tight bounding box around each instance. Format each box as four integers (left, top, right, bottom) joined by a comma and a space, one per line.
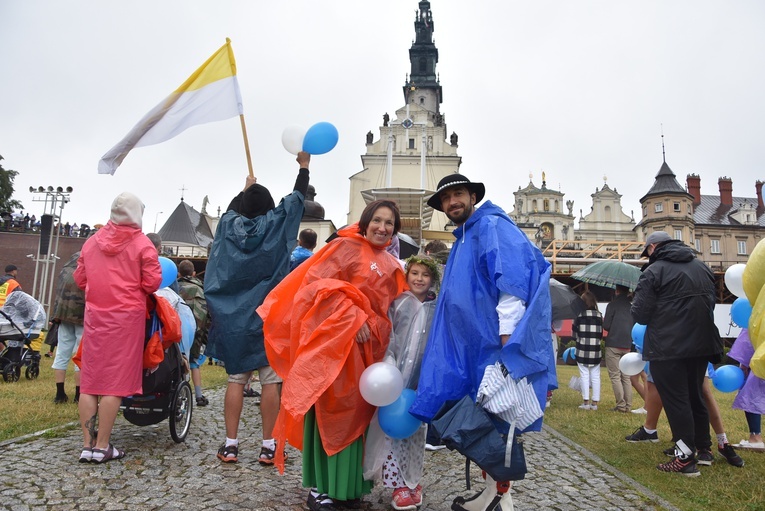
91, 444, 125, 463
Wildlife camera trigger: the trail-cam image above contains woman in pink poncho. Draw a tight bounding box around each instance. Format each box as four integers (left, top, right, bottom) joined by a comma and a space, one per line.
74, 192, 162, 463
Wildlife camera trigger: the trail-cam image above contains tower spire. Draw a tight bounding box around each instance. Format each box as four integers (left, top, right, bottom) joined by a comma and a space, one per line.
661, 124, 666, 163
404, 1, 442, 111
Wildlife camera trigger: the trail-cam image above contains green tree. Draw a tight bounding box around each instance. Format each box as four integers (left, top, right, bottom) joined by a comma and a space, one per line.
0, 154, 24, 212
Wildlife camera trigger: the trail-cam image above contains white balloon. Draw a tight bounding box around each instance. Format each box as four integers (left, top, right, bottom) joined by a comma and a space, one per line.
618, 352, 645, 376
281, 125, 306, 155
359, 362, 404, 407
724, 263, 747, 298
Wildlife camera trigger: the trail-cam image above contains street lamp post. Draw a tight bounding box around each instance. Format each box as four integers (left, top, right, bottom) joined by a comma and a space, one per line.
29, 185, 73, 321
154, 212, 163, 232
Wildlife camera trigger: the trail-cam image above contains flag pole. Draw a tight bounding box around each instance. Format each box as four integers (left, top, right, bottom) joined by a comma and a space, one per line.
239, 114, 254, 177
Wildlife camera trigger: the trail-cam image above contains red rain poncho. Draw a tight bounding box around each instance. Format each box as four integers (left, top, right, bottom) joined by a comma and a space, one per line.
257, 224, 406, 472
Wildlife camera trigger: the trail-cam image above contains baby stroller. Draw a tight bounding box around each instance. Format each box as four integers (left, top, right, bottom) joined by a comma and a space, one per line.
0, 291, 46, 382
121, 294, 193, 443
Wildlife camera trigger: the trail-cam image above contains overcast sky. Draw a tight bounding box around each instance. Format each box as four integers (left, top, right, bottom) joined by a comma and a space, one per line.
1, 1, 763, 233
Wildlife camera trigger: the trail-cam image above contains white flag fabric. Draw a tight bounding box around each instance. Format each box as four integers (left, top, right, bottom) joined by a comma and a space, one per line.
98, 38, 244, 175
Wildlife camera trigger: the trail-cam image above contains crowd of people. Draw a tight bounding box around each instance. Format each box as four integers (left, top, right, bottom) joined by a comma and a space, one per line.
0, 211, 93, 237
4, 155, 762, 510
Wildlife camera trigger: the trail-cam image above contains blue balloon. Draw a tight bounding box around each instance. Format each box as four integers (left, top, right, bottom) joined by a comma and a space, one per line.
712, 365, 745, 393
302, 122, 339, 155
631, 323, 646, 350
158, 256, 178, 289
562, 347, 576, 363
707, 362, 716, 379
378, 389, 422, 439
730, 297, 753, 328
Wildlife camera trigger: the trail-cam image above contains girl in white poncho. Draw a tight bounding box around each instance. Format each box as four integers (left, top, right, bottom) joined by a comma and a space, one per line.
367, 255, 441, 511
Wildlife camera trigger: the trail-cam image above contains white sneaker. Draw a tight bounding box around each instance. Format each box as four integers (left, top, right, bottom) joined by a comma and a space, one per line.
590, 405, 598, 411
736, 440, 765, 449
578, 404, 591, 410
631, 407, 647, 414
425, 443, 446, 451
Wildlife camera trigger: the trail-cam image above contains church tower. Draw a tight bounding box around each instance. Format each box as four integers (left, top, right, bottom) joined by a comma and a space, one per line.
348, 1, 462, 244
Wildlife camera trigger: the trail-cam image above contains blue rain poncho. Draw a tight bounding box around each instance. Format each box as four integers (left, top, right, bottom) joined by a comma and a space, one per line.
204, 190, 304, 375
410, 201, 555, 433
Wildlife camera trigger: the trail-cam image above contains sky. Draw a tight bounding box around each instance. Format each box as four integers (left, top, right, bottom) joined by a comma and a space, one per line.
1, 1, 763, 233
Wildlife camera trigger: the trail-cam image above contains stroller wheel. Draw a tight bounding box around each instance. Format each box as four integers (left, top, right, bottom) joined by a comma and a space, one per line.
3, 363, 20, 383
25, 364, 40, 380
170, 381, 193, 443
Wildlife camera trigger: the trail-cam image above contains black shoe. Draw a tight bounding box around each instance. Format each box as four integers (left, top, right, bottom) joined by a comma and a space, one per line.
663, 446, 676, 457
657, 456, 700, 477
54, 394, 69, 404
718, 443, 745, 467
216, 444, 238, 463
625, 426, 659, 443
243, 387, 260, 398
195, 396, 209, 407
307, 490, 336, 511
696, 448, 714, 466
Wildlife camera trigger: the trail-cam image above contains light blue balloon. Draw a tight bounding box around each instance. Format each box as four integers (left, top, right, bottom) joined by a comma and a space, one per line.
631, 323, 646, 350
158, 256, 178, 289
378, 389, 421, 439
302, 122, 339, 155
712, 365, 745, 393
563, 347, 576, 363
730, 297, 753, 328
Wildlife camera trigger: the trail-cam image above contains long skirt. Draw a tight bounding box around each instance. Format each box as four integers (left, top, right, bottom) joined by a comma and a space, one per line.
302, 408, 373, 500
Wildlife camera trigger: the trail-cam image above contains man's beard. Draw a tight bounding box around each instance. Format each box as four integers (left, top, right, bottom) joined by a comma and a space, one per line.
445, 203, 473, 225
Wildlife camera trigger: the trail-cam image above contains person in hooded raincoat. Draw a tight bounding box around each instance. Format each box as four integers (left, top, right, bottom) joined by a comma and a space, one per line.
205, 152, 309, 465
74, 192, 162, 463
410, 174, 553, 511
257, 199, 407, 511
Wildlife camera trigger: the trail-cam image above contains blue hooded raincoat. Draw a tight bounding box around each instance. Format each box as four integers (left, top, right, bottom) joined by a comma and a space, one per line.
410, 201, 555, 433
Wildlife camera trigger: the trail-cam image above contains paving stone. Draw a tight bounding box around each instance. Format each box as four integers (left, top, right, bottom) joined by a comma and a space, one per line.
0, 384, 679, 511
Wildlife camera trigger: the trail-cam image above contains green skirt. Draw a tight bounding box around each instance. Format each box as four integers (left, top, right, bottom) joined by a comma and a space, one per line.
302, 408, 373, 500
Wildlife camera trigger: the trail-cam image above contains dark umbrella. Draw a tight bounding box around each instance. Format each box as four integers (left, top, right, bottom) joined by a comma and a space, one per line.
397, 232, 419, 259
550, 279, 586, 321
571, 260, 642, 291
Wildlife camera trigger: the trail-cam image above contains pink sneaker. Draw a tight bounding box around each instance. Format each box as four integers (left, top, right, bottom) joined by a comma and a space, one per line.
391, 487, 417, 511
410, 485, 423, 507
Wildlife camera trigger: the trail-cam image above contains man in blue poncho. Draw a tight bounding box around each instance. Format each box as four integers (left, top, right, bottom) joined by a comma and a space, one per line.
205, 152, 309, 465
411, 174, 554, 511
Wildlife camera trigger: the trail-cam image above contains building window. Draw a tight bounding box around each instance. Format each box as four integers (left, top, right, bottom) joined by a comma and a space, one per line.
408, 138, 415, 149
738, 240, 747, 255
694, 239, 701, 252
674, 229, 682, 241
419, 97, 425, 105
543, 199, 550, 212
655, 202, 663, 213
532, 200, 537, 212
710, 239, 721, 254
673, 202, 681, 212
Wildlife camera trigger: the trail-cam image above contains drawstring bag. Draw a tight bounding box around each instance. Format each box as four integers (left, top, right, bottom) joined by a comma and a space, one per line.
143, 315, 165, 369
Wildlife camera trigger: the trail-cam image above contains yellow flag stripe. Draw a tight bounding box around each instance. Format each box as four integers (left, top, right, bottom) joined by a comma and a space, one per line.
174, 37, 237, 93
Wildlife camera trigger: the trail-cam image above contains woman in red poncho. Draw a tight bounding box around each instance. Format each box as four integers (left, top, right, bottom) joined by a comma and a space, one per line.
258, 200, 407, 511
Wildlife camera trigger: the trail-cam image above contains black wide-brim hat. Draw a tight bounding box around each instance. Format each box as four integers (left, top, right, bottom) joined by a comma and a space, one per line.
427, 174, 486, 212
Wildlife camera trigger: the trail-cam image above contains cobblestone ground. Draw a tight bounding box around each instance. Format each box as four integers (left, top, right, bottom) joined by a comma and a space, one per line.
0, 383, 677, 511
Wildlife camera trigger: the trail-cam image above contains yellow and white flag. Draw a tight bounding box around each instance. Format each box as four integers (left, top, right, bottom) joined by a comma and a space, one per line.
98, 38, 244, 175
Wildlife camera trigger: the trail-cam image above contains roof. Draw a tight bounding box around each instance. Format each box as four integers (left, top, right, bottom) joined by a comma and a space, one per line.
640, 161, 690, 201
157, 201, 214, 248
693, 195, 765, 227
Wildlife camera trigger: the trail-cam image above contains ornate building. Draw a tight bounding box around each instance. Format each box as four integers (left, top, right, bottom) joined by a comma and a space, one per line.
509, 173, 575, 248
576, 179, 636, 242
348, 0, 460, 244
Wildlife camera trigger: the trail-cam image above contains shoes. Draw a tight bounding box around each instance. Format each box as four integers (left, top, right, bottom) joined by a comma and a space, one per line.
718, 443, 745, 467
195, 396, 209, 407
696, 448, 714, 466
78, 448, 92, 463
411, 485, 423, 507
258, 445, 288, 466
735, 439, 765, 449
578, 404, 591, 410
591, 404, 598, 411
425, 443, 446, 451
625, 426, 659, 443
217, 443, 238, 463
663, 446, 676, 457
611, 407, 629, 413
54, 394, 69, 404
391, 487, 417, 511
656, 456, 700, 477
90, 444, 125, 464
631, 407, 647, 414
44, 352, 53, 358
243, 387, 260, 398
307, 490, 336, 511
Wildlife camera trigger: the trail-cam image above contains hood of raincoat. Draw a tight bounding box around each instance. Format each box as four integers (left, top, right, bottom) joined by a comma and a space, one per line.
110, 192, 144, 229
94, 221, 146, 256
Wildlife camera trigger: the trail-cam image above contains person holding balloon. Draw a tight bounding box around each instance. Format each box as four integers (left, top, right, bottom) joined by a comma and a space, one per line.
631, 231, 724, 477
258, 200, 407, 511
374, 255, 441, 510
205, 152, 311, 466
73, 192, 162, 463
